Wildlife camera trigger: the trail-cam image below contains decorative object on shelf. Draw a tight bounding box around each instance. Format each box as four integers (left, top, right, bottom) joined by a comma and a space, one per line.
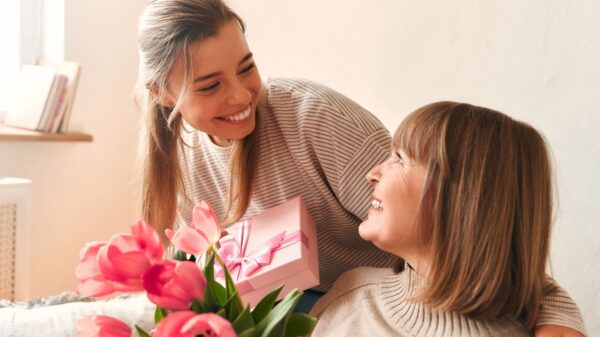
4, 60, 80, 133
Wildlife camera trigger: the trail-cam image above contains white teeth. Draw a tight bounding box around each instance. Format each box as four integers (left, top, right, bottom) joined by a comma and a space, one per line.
371, 199, 383, 210
223, 106, 251, 121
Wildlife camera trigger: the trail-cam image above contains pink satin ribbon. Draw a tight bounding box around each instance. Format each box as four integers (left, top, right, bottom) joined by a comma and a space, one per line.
215, 219, 304, 282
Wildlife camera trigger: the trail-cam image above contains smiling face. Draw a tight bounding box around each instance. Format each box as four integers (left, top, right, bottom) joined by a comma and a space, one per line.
163, 20, 262, 147
359, 149, 429, 263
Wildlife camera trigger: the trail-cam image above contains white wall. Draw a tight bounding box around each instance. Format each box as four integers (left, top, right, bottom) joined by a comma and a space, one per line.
0, 0, 145, 298
230, 0, 600, 334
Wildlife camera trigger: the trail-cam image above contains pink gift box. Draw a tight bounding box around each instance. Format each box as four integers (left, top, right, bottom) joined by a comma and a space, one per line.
216, 197, 320, 306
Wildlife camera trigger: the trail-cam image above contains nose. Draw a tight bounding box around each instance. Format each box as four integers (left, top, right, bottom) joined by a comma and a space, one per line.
366, 163, 382, 186
227, 78, 252, 107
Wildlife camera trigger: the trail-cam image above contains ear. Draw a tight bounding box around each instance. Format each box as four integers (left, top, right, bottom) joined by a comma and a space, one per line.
148, 84, 175, 108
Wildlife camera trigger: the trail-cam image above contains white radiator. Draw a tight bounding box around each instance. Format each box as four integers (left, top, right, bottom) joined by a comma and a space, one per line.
0, 177, 32, 301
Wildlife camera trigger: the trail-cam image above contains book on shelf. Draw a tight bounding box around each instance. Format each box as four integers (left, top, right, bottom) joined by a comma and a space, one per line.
38, 59, 81, 133
4, 60, 81, 133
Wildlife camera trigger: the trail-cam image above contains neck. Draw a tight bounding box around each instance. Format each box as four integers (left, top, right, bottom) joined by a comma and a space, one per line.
397, 247, 432, 278
404, 256, 430, 277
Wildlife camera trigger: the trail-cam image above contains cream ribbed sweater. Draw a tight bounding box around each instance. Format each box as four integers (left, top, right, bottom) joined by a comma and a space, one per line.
177, 78, 584, 331
311, 266, 587, 337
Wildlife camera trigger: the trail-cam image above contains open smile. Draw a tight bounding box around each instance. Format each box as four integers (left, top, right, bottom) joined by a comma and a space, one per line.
369, 196, 383, 213
215, 106, 252, 125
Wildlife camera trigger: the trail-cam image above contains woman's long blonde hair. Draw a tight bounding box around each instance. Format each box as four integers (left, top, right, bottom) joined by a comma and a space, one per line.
134, 0, 258, 243
395, 102, 553, 330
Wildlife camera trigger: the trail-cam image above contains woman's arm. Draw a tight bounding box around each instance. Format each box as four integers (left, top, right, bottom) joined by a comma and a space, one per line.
535, 277, 586, 336
535, 325, 585, 337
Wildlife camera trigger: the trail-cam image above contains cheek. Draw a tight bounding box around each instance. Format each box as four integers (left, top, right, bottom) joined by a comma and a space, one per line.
358, 212, 399, 247
180, 96, 220, 123
247, 72, 262, 95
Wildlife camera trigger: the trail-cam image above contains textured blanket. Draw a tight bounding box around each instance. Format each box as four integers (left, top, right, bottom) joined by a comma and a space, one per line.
0, 292, 154, 337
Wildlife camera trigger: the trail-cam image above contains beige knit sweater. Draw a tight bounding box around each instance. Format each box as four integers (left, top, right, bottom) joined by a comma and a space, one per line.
177, 78, 585, 331
311, 266, 587, 337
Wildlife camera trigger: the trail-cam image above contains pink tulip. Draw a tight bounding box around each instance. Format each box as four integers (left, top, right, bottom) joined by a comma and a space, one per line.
154, 311, 237, 337
143, 260, 206, 310
75, 241, 114, 297
166, 201, 221, 255
76, 220, 164, 297
75, 315, 131, 337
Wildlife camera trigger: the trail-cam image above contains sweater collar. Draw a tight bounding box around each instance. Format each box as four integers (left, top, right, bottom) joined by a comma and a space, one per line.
379, 263, 518, 337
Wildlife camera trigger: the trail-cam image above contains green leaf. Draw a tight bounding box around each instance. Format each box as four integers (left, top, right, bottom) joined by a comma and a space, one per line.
191, 299, 204, 313
226, 291, 243, 321
203, 253, 216, 279
284, 313, 317, 337
232, 306, 255, 334
251, 286, 283, 324
216, 308, 227, 318
202, 253, 223, 312
255, 290, 303, 337
203, 280, 219, 312
135, 325, 152, 337
204, 252, 228, 307
188, 254, 196, 262
224, 263, 237, 297
224, 267, 244, 316
173, 249, 187, 261
238, 327, 256, 337
154, 306, 167, 323
212, 280, 228, 307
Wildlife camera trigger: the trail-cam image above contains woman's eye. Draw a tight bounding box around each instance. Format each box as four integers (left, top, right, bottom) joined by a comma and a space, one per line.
239, 63, 255, 75
198, 82, 220, 92
390, 152, 404, 164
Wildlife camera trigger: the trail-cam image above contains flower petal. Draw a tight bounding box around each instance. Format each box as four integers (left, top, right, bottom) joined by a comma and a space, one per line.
172, 261, 206, 300
130, 220, 163, 262
192, 201, 221, 243
108, 234, 139, 253
147, 292, 189, 311
182, 313, 237, 337
76, 315, 131, 337
154, 311, 197, 337
76, 278, 115, 298
110, 251, 151, 280
169, 227, 210, 255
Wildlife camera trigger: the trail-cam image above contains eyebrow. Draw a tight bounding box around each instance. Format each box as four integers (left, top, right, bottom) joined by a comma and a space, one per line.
193, 52, 254, 82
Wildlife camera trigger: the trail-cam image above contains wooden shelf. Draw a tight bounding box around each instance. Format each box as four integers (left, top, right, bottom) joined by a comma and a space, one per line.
0, 124, 93, 142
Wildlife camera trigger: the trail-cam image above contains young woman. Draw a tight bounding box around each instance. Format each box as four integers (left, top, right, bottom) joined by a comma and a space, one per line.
310, 102, 586, 336
135, 0, 583, 333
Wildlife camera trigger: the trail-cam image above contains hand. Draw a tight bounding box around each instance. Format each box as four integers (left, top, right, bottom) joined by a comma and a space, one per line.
535, 325, 585, 337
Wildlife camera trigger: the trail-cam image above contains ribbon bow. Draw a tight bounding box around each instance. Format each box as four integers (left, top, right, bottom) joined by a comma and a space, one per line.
216, 220, 290, 281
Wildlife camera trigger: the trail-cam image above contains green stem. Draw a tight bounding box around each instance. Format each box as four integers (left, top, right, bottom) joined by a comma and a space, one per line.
209, 245, 226, 268
208, 245, 244, 306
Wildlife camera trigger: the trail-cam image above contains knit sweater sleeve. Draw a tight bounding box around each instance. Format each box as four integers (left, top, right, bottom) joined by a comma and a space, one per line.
287, 79, 391, 221
335, 128, 391, 221
537, 276, 587, 336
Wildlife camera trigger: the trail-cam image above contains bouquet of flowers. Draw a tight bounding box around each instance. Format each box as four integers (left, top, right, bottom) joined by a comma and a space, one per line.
74, 201, 317, 337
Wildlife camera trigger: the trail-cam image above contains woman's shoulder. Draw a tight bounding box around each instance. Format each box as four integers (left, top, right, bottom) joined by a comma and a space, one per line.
262, 77, 387, 139
264, 77, 339, 102
332, 266, 390, 288
310, 267, 391, 316
264, 77, 364, 114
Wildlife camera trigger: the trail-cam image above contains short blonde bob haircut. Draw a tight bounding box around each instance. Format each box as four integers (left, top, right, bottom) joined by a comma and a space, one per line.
394, 101, 553, 330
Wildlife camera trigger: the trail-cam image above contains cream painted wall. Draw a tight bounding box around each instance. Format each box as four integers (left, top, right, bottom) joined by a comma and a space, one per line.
0, 0, 145, 298
230, 0, 600, 334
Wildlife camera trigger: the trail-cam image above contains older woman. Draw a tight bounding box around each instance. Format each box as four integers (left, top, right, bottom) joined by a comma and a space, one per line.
310, 102, 586, 336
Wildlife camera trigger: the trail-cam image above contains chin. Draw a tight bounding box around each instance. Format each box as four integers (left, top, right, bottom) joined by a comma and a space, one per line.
358, 222, 375, 242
